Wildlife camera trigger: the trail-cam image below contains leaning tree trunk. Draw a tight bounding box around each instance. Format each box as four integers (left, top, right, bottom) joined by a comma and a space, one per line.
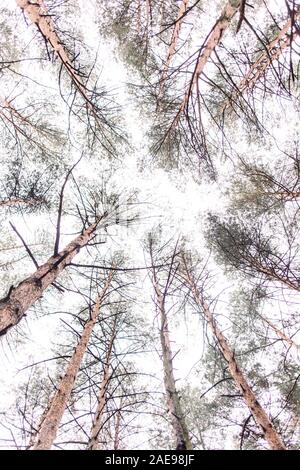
260, 315, 300, 352
87, 315, 117, 450
31, 273, 113, 450
16, 0, 85, 92
173, 0, 241, 127
222, 7, 300, 113
15, 0, 102, 123
181, 258, 286, 450
0, 217, 104, 335
157, 0, 189, 106
1, 97, 38, 130
153, 278, 192, 450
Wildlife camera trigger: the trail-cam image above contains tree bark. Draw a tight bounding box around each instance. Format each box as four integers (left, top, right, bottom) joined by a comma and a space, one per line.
31, 273, 114, 450
173, 0, 240, 127
0, 95, 58, 149
152, 276, 192, 450
249, 257, 300, 294
1, 97, 36, 128
181, 258, 286, 450
87, 315, 117, 450
15, 0, 103, 125
0, 197, 45, 207
157, 0, 189, 106
0, 217, 104, 335
222, 7, 300, 113
261, 315, 300, 352
113, 401, 123, 450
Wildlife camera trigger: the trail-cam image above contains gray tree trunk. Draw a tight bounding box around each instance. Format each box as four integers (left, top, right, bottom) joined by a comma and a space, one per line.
153, 277, 192, 450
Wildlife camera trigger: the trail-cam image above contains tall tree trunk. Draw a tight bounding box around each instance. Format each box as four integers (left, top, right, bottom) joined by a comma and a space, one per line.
15, 0, 104, 126
157, 0, 189, 106
0, 217, 104, 335
181, 257, 286, 450
153, 277, 192, 450
0, 96, 58, 150
274, 191, 300, 201
87, 315, 117, 450
1, 97, 37, 128
0, 197, 45, 207
113, 400, 123, 450
0, 96, 43, 144
137, 0, 141, 35
173, 0, 240, 127
31, 273, 114, 450
249, 257, 300, 293
222, 7, 300, 113
260, 315, 300, 352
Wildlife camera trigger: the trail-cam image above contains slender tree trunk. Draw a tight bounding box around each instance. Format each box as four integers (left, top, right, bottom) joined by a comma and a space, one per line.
181, 258, 286, 450
0, 96, 57, 148
173, 0, 240, 127
15, 0, 103, 124
1, 97, 36, 128
0, 217, 104, 335
137, 0, 141, 35
0, 197, 45, 207
113, 401, 122, 450
261, 315, 300, 352
157, 0, 189, 106
222, 7, 300, 113
87, 315, 117, 450
274, 191, 300, 200
31, 273, 114, 450
249, 257, 300, 293
153, 278, 192, 450
0, 97, 40, 142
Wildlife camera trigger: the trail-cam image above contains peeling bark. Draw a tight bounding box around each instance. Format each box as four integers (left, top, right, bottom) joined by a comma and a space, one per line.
0, 218, 104, 335
182, 258, 286, 450
31, 273, 114, 450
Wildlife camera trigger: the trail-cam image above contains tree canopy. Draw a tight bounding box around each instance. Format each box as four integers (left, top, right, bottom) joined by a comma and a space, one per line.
0, 0, 300, 451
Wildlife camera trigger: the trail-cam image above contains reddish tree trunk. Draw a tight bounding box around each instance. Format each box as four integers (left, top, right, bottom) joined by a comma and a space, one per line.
87, 315, 117, 450
0, 218, 103, 335
173, 0, 240, 127
182, 259, 286, 450
222, 8, 300, 113
157, 0, 189, 105
31, 273, 114, 450
152, 275, 192, 450
15, 0, 104, 126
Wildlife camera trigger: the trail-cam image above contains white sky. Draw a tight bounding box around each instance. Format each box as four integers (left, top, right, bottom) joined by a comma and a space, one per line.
0, 0, 300, 450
